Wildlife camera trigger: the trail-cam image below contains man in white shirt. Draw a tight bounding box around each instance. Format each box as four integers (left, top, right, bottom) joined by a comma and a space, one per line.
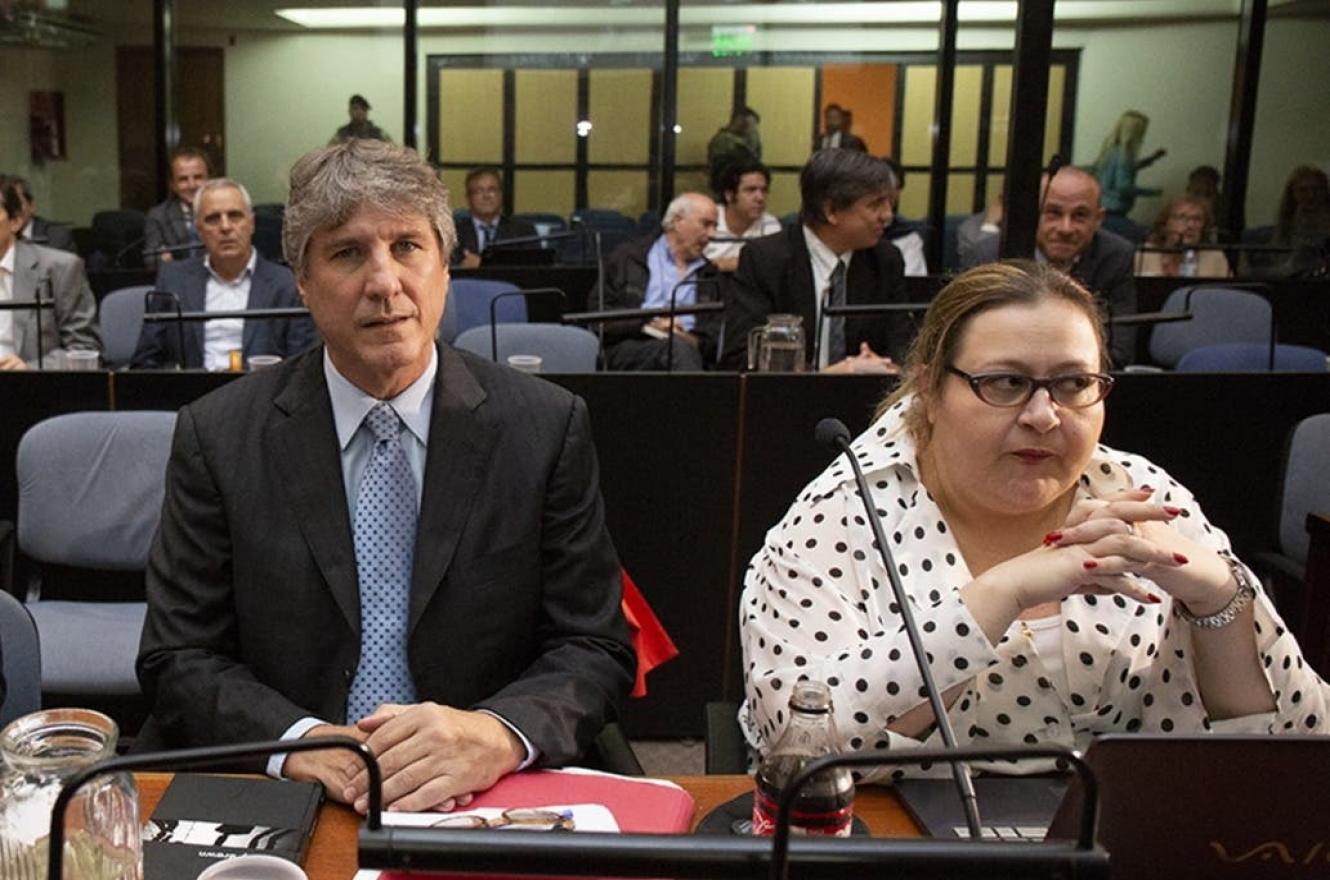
705, 160, 781, 273
132, 178, 315, 369
0, 175, 99, 370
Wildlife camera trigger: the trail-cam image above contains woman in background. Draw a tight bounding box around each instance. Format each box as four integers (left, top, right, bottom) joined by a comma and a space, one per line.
1093, 111, 1166, 218
1272, 165, 1330, 277
740, 261, 1327, 780
1136, 195, 1230, 277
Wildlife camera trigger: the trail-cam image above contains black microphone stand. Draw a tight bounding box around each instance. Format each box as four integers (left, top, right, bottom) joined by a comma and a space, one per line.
48, 737, 381, 880
817, 418, 983, 840
35, 274, 48, 370
665, 264, 710, 374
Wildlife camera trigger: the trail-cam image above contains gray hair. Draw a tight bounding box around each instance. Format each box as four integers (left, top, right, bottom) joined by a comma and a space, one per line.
192, 178, 253, 219
661, 192, 715, 232
283, 139, 456, 277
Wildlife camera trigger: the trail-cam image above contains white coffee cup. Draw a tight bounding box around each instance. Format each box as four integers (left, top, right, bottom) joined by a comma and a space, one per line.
64, 349, 100, 371
194, 856, 308, 880
246, 355, 283, 370
195, 854, 308, 880
507, 354, 543, 374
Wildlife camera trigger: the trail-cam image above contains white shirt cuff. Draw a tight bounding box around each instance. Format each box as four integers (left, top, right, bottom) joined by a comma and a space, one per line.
267, 716, 329, 778
478, 709, 540, 770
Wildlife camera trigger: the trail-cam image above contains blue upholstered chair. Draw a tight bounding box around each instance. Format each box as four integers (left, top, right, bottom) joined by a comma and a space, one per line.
99, 285, 152, 369
1147, 286, 1273, 368
0, 589, 40, 726
439, 278, 527, 344
1175, 343, 1328, 373
454, 323, 600, 373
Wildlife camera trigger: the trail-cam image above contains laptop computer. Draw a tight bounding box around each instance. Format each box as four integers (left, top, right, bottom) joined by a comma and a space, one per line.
895, 735, 1330, 879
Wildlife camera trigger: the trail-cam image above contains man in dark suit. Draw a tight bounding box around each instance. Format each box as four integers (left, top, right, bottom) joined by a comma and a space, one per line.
137, 139, 634, 815
719, 149, 908, 372
817, 104, 867, 152
132, 178, 315, 370
961, 167, 1138, 365
0, 176, 100, 370
452, 168, 536, 268
144, 147, 209, 268
12, 177, 76, 253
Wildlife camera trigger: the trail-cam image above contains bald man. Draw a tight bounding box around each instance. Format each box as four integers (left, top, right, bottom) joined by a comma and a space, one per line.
962, 168, 1138, 365
592, 192, 721, 371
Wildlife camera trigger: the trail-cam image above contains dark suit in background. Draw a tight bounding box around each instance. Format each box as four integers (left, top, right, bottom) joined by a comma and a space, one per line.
452, 216, 537, 264
137, 344, 634, 769
8, 240, 100, 367
967, 227, 1138, 365
131, 254, 317, 369
718, 223, 909, 370
23, 217, 76, 253
143, 198, 202, 266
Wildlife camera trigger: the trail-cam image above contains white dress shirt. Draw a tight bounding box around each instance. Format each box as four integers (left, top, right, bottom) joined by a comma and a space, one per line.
705, 208, 781, 265
0, 244, 15, 358
801, 224, 852, 369
202, 250, 257, 371
269, 346, 538, 777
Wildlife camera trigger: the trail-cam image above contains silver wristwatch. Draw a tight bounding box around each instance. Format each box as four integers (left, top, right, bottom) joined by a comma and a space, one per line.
1173, 552, 1257, 629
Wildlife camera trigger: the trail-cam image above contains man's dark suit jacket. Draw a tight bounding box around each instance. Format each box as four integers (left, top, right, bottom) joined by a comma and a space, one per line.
452, 215, 538, 263
718, 223, 908, 371
968, 228, 1138, 365
595, 234, 724, 361
144, 198, 201, 266
131, 253, 317, 369
817, 132, 868, 152
24, 217, 76, 253
137, 344, 636, 771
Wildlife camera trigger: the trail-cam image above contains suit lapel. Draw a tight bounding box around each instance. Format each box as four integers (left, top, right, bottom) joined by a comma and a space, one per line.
184, 261, 208, 366
409, 345, 496, 630
9, 243, 39, 358
785, 228, 818, 342
270, 352, 362, 634
242, 258, 271, 354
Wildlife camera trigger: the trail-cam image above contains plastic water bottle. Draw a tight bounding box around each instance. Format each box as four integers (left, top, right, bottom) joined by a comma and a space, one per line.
751, 680, 855, 837
1180, 248, 1199, 277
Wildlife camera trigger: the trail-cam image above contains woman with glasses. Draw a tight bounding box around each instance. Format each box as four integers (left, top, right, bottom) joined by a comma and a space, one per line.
1135, 195, 1231, 278
740, 261, 1327, 779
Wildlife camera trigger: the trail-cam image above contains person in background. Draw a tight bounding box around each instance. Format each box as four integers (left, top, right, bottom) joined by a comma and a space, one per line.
10, 177, 75, 252
719, 149, 907, 373
137, 139, 634, 813
881, 157, 927, 276
707, 106, 762, 196
956, 195, 1004, 270
144, 146, 210, 267
132, 178, 315, 370
596, 192, 721, 371
1136, 195, 1230, 278
741, 260, 1329, 777
451, 168, 536, 269
818, 104, 867, 152
1185, 165, 1225, 239
1092, 110, 1166, 218
0, 175, 99, 370
961, 168, 1138, 366
705, 160, 780, 273
331, 94, 390, 144
1272, 165, 1330, 277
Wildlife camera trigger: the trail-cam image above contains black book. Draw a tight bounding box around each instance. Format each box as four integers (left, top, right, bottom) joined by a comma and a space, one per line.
142, 774, 323, 879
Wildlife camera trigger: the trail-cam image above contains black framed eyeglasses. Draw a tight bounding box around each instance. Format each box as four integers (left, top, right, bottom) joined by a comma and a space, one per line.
946, 365, 1114, 409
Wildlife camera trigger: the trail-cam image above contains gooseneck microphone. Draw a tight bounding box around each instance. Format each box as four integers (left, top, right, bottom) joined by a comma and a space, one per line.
814, 417, 983, 840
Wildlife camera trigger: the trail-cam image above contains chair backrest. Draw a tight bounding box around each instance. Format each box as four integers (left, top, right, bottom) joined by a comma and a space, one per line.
1279, 414, 1330, 564
17, 411, 177, 571
91, 210, 147, 267
453, 324, 600, 373
1176, 343, 1328, 373
99, 285, 152, 369
252, 211, 285, 262
0, 589, 40, 726
1148, 286, 1273, 368
439, 279, 526, 343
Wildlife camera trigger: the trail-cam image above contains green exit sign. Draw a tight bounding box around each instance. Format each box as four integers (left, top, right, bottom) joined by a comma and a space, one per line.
711, 25, 755, 58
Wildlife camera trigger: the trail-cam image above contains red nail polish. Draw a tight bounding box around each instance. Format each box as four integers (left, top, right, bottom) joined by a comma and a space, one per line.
1173, 553, 1189, 565
1147, 594, 1162, 604
1139, 484, 1154, 493
1083, 560, 1098, 570
1163, 506, 1182, 516
1043, 531, 1063, 545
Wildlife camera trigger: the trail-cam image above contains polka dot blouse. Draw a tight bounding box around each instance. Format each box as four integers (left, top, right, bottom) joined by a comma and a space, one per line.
740, 398, 1330, 781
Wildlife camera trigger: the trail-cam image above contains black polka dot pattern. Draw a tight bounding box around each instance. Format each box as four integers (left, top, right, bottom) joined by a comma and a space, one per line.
346, 403, 420, 722
738, 403, 1329, 783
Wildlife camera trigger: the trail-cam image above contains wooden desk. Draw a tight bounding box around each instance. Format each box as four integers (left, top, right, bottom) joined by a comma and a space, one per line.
136, 773, 922, 880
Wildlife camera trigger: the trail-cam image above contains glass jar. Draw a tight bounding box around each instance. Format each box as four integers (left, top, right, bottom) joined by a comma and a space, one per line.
0, 708, 141, 880
746, 313, 807, 373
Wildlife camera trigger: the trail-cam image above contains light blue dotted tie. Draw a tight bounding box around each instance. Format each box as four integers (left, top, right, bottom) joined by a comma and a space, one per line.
346, 403, 419, 722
